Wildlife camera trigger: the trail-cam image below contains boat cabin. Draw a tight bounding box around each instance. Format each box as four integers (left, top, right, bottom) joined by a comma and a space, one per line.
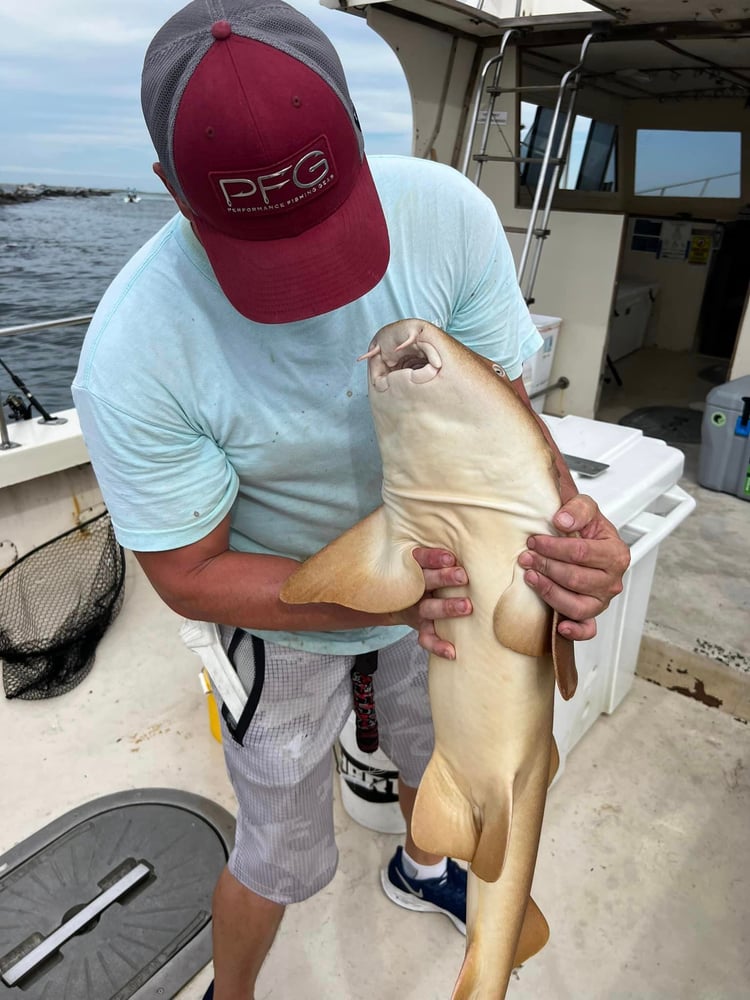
329, 0, 750, 418
1, 4, 748, 997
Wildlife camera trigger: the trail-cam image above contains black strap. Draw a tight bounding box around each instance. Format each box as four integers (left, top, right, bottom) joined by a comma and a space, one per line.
221, 629, 266, 745
351, 650, 379, 754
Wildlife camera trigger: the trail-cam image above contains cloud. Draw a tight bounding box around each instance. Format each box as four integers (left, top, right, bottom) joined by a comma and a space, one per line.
21, 121, 149, 151
0, 0, 173, 51
0, 0, 413, 187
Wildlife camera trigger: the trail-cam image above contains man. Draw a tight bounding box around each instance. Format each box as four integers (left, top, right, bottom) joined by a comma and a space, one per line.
73, 2, 629, 998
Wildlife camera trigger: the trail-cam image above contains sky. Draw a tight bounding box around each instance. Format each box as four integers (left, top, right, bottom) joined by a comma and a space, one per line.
0, 0, 413, 192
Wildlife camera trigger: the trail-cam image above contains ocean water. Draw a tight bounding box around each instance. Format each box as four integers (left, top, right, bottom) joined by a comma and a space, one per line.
0, 192, 177, 412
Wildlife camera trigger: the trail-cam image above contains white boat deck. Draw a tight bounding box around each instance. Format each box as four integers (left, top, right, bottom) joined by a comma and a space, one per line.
1, 395, 749, 997
597, 347, 750, 722
2, 550, 748, 1000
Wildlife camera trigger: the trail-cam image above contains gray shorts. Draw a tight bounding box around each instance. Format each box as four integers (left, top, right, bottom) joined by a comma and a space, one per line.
216, 628, 434, 905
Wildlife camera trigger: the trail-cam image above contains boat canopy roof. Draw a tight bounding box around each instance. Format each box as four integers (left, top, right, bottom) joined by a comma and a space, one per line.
331, 1, 750, 103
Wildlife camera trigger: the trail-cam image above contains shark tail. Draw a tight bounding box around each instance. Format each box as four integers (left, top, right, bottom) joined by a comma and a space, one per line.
449, 739, 559, 999
451, 887, 550, 1000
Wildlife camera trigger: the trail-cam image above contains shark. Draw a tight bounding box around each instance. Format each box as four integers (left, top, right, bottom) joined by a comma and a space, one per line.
280, 318, 578, 998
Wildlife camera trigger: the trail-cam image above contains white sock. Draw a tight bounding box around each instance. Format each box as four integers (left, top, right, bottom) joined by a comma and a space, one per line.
401, 846, 447, 880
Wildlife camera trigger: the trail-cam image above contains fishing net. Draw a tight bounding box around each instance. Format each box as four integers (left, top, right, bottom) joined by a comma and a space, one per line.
0, 510, 125, 700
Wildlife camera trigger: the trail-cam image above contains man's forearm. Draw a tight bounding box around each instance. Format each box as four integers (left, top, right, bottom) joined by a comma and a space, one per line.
136, 546, 396, 632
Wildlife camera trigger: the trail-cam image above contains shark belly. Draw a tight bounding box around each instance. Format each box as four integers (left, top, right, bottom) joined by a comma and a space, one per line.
401, 506, 557, 999
280, 319, 578, 999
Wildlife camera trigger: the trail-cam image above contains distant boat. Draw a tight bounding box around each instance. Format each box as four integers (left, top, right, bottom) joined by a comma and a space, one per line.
124, 188, 141, 203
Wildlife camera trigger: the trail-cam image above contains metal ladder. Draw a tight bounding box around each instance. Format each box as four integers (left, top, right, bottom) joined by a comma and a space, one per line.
461, 29, 600, 305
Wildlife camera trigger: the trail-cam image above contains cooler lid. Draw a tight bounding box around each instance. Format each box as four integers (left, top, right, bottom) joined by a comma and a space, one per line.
706, 375, 750, 413
543, 415, 685, 528
530, 314, 562, 332
614, 279, 659, 310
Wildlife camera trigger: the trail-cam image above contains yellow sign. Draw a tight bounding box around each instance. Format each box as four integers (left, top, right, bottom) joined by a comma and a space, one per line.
688, 234, 712, 265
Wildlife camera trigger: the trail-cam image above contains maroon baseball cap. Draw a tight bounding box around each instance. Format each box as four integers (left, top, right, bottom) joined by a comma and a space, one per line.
141, 0, 390, 324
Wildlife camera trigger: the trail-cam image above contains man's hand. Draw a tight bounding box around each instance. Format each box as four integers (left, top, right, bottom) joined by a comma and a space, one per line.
391, 495, 628, 658
519, 494, 630, 641
392, 547, 472, 660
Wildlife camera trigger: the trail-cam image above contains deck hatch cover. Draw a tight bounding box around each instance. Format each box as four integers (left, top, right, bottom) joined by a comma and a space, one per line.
0, 789, 234, 999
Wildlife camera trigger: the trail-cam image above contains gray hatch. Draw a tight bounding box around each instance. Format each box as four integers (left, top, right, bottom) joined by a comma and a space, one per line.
0, 788, 234, 999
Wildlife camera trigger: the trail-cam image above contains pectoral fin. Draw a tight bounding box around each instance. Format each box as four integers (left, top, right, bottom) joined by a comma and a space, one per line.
493, 567, 578, 700
279, 506, 424, 614
493, 563, 552, 657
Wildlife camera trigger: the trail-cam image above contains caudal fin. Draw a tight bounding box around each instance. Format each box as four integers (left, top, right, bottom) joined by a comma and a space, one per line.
449, 743, 557, 999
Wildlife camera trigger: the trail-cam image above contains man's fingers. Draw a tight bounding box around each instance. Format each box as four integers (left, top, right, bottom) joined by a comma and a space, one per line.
417, 620, 456, 660
424, 566, 469, 591
556, 616, 597, 642
412, 546, 457, 570
519, 549, 623, 606
522, 568, 607, 623
420, 596, 472, 622
525, 533, 626, 573
411, 547, 469, 591
412, 595, 472, 661
552, 493, 599, 533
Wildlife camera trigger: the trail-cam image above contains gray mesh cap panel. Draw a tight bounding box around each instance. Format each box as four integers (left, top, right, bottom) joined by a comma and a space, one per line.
140, 0, 363, 205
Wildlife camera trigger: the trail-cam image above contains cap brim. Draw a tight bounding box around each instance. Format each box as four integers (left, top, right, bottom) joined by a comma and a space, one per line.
193, 156, 389, 325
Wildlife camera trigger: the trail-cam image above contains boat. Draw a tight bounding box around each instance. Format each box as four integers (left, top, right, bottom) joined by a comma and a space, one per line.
124, 188, 142, 203
1, 3, 748, 998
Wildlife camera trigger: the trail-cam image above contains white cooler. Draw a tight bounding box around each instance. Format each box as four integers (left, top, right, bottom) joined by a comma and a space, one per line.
542, 415, 695, 767
338, 415, 695, 827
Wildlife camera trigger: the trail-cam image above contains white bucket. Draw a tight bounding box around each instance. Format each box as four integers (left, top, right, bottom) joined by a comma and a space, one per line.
336, 712, 406, 834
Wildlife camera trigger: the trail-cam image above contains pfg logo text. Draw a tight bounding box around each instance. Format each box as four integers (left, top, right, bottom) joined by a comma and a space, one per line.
226, 174, 335, 213
218, 149, 331, 210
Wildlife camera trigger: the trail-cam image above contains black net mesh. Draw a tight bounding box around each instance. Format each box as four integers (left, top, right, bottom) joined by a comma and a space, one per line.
0, 511, 125, 700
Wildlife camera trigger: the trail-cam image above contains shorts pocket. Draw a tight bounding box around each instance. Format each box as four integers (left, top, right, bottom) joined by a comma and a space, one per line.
222, 630, 266, 746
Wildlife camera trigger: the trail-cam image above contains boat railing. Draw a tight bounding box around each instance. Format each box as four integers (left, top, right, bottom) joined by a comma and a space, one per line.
635, 170, 740, 198
0, 315, 93, 340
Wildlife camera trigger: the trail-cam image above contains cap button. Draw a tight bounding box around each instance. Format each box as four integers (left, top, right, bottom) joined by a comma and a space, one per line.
211, 20, 232, 40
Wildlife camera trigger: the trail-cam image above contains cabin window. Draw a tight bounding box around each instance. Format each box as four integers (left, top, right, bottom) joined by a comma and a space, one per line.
634, 130, 741, 198
520, 102, 617, 196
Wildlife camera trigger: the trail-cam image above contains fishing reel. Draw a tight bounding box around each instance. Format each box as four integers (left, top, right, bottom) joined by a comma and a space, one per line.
0, 357, 66, 425
3, 393, 32, 421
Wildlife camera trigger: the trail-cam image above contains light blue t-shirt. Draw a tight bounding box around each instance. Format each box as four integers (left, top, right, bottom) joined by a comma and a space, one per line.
73, 155, 542, 654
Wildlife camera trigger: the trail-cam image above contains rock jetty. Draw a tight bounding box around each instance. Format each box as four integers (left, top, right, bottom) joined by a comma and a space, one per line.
0, 183, 113, 205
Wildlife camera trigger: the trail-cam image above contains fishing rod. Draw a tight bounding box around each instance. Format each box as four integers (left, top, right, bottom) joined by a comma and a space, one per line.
0, 356, 66, 425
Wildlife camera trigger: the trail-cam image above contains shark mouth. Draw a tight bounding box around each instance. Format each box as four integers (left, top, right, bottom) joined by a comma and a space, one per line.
360, 324, 443, 391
